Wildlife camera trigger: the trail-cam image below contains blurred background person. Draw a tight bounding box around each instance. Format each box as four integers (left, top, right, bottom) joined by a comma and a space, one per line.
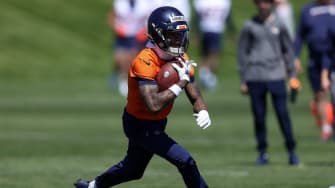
274, 0, 295, 40
274, 0, 301, 80
320, 22, 335, 141
107, 0, 150, 97
238, 0, 300, 165
294, 0, 335, 141
330, 24, 335, 141
194, 0, 232, 91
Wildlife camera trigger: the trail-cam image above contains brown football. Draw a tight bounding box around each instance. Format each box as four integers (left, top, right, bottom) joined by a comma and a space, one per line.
156, 62, 180, 91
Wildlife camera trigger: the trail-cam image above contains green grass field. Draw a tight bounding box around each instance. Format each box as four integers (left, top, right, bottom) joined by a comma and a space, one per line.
1, 0, 335, 188
1, 79, 335, 188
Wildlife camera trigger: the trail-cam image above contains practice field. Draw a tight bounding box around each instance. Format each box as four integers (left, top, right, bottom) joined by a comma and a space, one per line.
1, 0, 335, 187
1, 78, 334, 188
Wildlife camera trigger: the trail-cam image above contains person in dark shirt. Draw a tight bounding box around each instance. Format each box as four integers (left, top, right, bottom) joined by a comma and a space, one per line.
320, 21, 335, 141
294, 0, 335, 140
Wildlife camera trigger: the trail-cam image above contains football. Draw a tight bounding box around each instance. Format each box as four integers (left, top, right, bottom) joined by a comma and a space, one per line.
156, 62, 180, 91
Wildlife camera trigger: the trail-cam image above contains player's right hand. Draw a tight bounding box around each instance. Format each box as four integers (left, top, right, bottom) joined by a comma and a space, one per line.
171, 60, 191, 82
240, 83, 248, 95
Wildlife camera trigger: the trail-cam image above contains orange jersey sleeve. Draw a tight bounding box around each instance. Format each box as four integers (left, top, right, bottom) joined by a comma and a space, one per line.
129, 51, 159, 80
126, 48, 173, 120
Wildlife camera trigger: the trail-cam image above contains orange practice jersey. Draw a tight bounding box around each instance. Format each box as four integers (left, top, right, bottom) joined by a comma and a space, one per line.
126, 48, 194, 120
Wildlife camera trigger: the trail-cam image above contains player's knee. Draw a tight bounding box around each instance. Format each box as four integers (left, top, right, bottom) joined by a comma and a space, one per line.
176, 157, 198, 171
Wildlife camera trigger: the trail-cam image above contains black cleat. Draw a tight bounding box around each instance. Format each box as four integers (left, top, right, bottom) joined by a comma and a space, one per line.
74, 179, 89, 188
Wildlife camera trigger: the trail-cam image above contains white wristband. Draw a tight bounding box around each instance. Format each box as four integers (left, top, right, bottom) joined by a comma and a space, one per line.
168, 84, 183, 96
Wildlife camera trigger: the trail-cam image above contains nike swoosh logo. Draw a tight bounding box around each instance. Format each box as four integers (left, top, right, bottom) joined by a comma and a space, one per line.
143, 60, 151, 66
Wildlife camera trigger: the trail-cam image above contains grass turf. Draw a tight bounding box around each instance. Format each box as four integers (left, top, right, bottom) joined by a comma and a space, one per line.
1, 79, 334, 188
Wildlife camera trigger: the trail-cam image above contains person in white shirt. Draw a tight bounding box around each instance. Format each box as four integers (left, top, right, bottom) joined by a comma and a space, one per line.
194, 0, 232, 91
274, 0, 295, 40
107, 0, 151, 97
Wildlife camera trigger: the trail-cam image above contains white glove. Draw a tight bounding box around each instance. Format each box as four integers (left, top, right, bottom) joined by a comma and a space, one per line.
171, 57, 197, 82
184, 59, 197, 69
171, 61, 190, 82
193, 110, 211, 129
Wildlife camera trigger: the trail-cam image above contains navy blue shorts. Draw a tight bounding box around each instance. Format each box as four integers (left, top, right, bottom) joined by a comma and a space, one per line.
201, 32, 222, 56
114, 36, 137, 50
94, 110, 209, 187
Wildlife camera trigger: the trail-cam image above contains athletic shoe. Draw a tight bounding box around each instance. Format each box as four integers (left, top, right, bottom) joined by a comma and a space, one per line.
288, 152, 300, 165
256, 153, 269, 165
74, 179, 89, 188
199, 67, 217, 91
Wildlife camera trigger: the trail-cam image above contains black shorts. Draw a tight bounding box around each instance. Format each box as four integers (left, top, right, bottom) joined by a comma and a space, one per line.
307, 66, 322, 93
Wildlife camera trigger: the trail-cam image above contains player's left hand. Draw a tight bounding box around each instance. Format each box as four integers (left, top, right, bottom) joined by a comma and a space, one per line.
193, 110, 211, 129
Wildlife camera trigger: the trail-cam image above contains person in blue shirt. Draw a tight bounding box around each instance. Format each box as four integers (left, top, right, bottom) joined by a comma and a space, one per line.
294, 0, 335, 141
321, 22, 335, 141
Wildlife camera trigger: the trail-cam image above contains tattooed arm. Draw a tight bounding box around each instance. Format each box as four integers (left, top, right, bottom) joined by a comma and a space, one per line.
139, 79, 188, 113
185, 82, 208, 113
185, 81, 211, 129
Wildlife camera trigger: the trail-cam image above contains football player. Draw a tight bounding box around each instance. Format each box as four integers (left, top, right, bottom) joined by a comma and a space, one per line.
294, 0, 335, 140
320, 16, 335, 141
74, 6, 211, 188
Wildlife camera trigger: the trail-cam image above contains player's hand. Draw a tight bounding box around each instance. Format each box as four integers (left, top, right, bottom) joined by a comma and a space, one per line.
294, 58, 303, 74
171, 60, 191, 82
193, 110, 211, 129
321, 76, 330, 91
289, 78, 301, 91
177, 57, 197, 72
184, 59, 197, 69
321, 69, 330, 91
289, 78, 301, 103
240, 83, 248, 95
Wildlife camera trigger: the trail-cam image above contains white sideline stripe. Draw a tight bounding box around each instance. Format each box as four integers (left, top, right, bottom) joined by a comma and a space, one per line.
145, 169, 249, 177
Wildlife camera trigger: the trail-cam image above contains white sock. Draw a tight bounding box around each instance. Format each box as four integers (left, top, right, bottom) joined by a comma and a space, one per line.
88, 180, 96, 188
322, 124, 332, 133
118, 79, 128, 97
199, 67, 217, 90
